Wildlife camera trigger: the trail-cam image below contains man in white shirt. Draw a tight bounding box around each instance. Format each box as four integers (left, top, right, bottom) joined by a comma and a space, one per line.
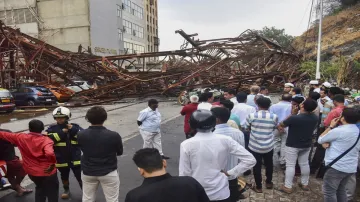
212, 107, 247, 201
137, 99, 169, 159
232, 92, 256, 129
197, 92, 214, 111
179, 110, 256, 202
269, 94, 292, 168
223, 89, 238, 105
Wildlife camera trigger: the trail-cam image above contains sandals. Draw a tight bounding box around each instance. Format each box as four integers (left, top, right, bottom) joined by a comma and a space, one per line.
16, 189, 33, 197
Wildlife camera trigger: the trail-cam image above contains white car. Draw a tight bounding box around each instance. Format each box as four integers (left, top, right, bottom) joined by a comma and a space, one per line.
66, 81, 92, 93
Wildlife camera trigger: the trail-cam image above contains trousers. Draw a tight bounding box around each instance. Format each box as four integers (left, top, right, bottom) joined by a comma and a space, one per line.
284, 147, 311, 188
58, 166, 82, 189
140, 129, 163, 155
346, 173, 356, 202
82, 170, 120, 202
250, 149, 273, 189
273, 129, 288, 165
29, 173, 59, 202
323, 167, 354, 202
228, 179, 240, 202
6, 158, 26, 189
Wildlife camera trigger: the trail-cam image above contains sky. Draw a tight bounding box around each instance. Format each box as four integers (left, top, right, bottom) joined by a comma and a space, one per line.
158, 0, 314, 51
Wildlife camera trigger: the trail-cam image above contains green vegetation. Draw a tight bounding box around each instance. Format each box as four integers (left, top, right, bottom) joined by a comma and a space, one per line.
257, 26, 294, 48
300, 60, 339, 80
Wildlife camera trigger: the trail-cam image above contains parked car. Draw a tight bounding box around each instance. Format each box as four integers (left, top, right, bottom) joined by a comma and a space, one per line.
0, 88, 15, 113
66, 81, 92, 93
11, 86, 57, 106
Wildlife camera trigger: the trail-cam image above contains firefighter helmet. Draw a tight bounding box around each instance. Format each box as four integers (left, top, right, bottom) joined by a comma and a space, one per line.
53, 107, 71, 119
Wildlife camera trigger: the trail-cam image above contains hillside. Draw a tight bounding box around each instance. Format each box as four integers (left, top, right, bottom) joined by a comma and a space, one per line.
293, 3, 360, 60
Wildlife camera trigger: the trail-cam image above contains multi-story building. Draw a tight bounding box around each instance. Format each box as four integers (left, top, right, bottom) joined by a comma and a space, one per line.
0, 0, 140, 56
145, 0, 159, 60
121, 0, 146, 55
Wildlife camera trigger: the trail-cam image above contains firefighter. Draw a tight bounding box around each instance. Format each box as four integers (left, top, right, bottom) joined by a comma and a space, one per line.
46, 106, 82, 199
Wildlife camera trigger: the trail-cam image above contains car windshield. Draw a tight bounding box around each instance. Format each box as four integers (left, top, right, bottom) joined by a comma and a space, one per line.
35, 87, 50, 93
0, 91, 12, 97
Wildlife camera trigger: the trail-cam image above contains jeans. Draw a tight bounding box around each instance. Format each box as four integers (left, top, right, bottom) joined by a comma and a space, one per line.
250, 149, 273, 189
228, 179, 240, 202
29, 173, 59, 202
241, 129, 250, 150
346, 173, 356, 202
284, 147, 311, 188
273, 129, 288, 165
58, 166, 82, 189
140, 129, 163, 155
82, 170, 120, 202
323, 167, 354, 202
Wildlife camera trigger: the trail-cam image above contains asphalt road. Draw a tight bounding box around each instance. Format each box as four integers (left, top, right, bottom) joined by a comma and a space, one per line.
0, 116, 185, 202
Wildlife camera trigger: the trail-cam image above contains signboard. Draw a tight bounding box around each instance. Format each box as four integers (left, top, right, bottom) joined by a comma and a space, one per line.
94, 47, 117, 55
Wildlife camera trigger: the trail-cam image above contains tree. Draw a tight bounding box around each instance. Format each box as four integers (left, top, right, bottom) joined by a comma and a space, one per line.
256, 26, 294, 48
300, 60, 339, 80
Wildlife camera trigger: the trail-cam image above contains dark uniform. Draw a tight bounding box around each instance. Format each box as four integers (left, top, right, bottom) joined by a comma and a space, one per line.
46, 123, 83, 195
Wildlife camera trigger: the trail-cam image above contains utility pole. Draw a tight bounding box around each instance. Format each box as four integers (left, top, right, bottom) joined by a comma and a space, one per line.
315, 0, 323, 80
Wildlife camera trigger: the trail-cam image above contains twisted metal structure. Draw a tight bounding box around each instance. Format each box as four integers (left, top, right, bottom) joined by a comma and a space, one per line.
0, 21, 303, 100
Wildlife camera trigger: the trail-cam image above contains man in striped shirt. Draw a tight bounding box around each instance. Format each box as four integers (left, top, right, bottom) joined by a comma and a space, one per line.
246, 97, 278, 193
212, 107, 248, 201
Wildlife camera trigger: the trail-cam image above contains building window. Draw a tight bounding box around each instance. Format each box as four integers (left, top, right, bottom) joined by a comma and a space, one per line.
124, 42, 133, 54
133, 23, 144, 38
147, 5, 149, 11
118, 28, 123, 40
131, 2, 144, 19
122, 0, 131, 13
150, 26, 152, 34
148, 45, 150, 52
156, 29, 158, 36
0, 8, 37, 25
153, 18, 155, 25
117, 4, 121, 17
147, 25, 149, 32
123, 19, 132, 34
147, 35, 150, 42
147, 15, 149, 22
133, 44, 145, 53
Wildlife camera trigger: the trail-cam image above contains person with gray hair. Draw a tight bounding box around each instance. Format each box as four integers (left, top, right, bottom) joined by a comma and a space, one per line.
247, 86, 260, 108
180, 95, 199, 139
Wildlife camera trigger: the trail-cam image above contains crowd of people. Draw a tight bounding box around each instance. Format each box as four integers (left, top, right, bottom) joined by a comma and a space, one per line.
179, 81, 360, 202
0, 80, 359, 202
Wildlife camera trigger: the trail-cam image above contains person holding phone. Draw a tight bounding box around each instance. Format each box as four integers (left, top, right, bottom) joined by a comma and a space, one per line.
323, 95, 346, 128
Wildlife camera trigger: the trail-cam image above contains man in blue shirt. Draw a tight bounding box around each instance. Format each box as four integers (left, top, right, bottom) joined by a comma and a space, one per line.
318, 108, 360, 202
269, 94, 292, 169
212, 107, 247, 201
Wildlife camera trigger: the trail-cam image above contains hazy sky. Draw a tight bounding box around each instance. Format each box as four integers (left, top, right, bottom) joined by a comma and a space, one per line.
158, 0, 314, 51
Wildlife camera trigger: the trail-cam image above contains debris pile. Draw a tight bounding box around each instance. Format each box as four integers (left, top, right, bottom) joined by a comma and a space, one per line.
0, 21, 302, 100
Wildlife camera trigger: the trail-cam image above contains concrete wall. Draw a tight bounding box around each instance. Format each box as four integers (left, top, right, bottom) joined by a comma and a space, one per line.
89, 0, 123, 56
0, 0, 36, 10
123, 0, 146, 48
10, 22, 38, 38
37, 0, 90, 52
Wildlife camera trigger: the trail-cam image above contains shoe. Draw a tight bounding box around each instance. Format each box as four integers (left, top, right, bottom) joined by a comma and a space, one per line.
61, 189, 70, 199
298, 183, 310, 191
238, 193, 247, 199
244, 170, 251, 176
266, 182, 274, 189
251, 184, 263, 193
161, 155, 170, 159
279, 185, 293, 194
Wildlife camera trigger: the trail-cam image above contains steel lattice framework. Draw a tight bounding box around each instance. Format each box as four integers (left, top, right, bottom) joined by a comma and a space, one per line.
0, 22, 304, 100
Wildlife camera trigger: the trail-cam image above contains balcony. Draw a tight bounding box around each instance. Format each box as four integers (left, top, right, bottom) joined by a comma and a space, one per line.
154, 37, 160, 46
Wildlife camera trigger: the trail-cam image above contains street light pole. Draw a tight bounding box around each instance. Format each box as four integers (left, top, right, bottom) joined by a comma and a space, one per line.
315, 0, 323, 80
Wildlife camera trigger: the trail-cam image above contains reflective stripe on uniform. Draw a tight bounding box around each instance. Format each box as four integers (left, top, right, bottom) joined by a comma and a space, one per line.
49, 133, 61, 141
72, 161, 81, 165
71, 140, 78, 145
55, 163, 68, 167
74, 135, 77, 138
55, 142, 66, 147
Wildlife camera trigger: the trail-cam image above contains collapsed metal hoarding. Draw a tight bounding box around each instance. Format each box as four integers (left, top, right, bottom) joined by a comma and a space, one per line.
0, 21, 303, 100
